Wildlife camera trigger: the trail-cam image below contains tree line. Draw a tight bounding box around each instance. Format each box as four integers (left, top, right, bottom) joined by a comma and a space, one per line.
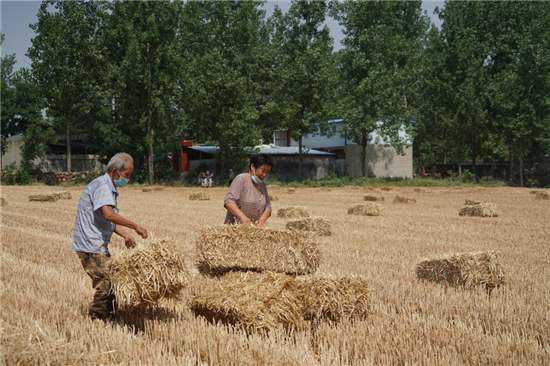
1, 0, 549, 186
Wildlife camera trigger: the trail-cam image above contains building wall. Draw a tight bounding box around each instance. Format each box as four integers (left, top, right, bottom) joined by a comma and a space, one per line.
267, 157, 335, 182
1, 140, 24, 168
345, 144, 413, 178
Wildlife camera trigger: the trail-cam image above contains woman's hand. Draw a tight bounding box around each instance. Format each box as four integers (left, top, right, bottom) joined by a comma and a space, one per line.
239, 215, 252, 224
257, 210, 271, 226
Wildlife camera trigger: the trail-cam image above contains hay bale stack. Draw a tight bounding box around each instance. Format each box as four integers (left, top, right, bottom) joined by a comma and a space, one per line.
298, 274, 370, 322
348, 203, 383, 216
286, 217, 332, 236
277, 206, 310, 219
142, 186, 164, 192
381, 187, 393, 191
363, 186, 374, 191
108, 238, 188, 312
535, 191, 550, 200
415, 250, 505, 291
190, 271, 303, 331
464, 199, 484, 205
195, 224, 321, 276
189, 192, 210, 201
394, 195, 416, 204
414, 188, 426, 193
1, 197, 8, 207
267, 185, 281, 190
287, 188, 296, 194
29, 194, 58, 202
459, 203, 498, 217
345, 186, 359, 190
269, 194, 278, 202
364, 194, 384, 202
54, 191, 72, 200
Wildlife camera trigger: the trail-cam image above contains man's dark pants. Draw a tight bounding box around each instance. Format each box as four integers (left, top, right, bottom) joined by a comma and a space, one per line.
76, 252, 116, 319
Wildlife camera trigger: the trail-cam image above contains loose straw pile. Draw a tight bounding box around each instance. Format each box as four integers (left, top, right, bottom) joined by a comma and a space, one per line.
345, 186, 359, 190
142, 186, 164, 192
287, 188, 296, 194
195, 224, 321, 276
189, 192, 210, 201
414, 188, 426, 193
318, 187, 331, 192
464, 199, 484, 205
267, 185, 281, 190
459, 203, 498, 217
535, 191, 550, 200
54, 191, 72, 200
29, 194, 58, 202
269, 194, 278, 202
394, 195, 416, 204
348, 203, 383, 216
1, 197, 8, 207
286, 217, 332, 236
364, 195, 384, 202
277, 206, 310, 219
363, 186, 374, 191
108, 238, 188, 312
415, 250, 505, 291
381, 187, 393, 191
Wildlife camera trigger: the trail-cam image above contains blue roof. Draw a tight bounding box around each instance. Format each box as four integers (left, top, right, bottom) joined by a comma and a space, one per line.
189, 145, 335, 156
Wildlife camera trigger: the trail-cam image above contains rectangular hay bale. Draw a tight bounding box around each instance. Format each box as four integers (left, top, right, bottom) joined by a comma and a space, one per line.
54, 191, 72, 200
277, 206, 310, 219
381, 187, 393, 191
189, 192, 210, 201
364, 194, 384, 202
348, 203, 383, 216
363, 186, 374, 191
29, 194, 58, 202
286, 216, 332, 236
394, 195, 416, 204
345, 186, 359, 190
195, 224, 321, 276
415, 250, 505, 290
287, 188, 296, 194
459, 203, 498, 217
414, 188, 425, 193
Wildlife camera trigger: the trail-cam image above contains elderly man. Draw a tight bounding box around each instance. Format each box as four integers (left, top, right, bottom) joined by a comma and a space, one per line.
73, 152, 148, 320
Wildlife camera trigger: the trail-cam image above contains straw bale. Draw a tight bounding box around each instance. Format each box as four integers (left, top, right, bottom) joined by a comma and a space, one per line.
190, 271, 303, 331
414, 188, 426, 193
269, 194, 278, 202
381, 187, 393, 191
277, 206, 310, 219
142, 186, 164, 192
464, 199, 484, 205
287, 188, 296, 194
347, 203, 383, 216
195, 224, 321, 276
54, 191, 72, 200
415, 250, 505, 291
298, 274, 370, 322
189, 192, 210, 201
286, 216, 332, 236
363, 186, 374, 191
364, 194, 384, 202
29, 194, 58, 202
108, 238, 188, 312
529, 190, 540, 194
1, 197, 7, 207
459, 203, 498, 217
535, 191, 550, 200
394, 195, 416, 204
267, 185, 281, 190
345, 186, 359, 190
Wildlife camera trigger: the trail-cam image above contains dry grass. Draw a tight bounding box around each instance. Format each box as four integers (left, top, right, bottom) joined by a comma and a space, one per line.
459, 202, 499, 217
380, 187, 393, 191
108, 238, 189, 312
415, 250, 505, 291
267, 185, 280, 190
347, 203, 383, 216
277, 206, 310, 219
394, 195, 416, 204
286, 216, 332, 236
189, 192, 210, 201
1, 197, 8, 206
535, 191, 550, 200
195, 224, 321, 276
363, 194, 384, 202
2, 185, 549, 365
287, 188, 296, 194
28, 193, 58, 202
269, 194, 278, 202
142, 186, 164, 192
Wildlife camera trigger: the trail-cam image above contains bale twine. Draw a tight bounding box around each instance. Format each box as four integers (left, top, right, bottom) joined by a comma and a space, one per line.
195, 224, 321, 276
364, 194, 384, 202
348, 203, 383, 216
298, 274, 370, 322
363, 186, 374, 191
267, 185, 281, 190
29, 194, 58, 202
464, 199, 484, 205
414, 188, 426, 193
286, 216, 332, 236
1, 197, 8, 207
277, 206, 310, 219
269, 194, 278, 202
415, 250, 505, 291
459, 203, 498, 217
108, 238, 188, 312
535, 191, 550, 200
394, 195, 416, 204
54, 191, 72, 200
345, 186, 359, 190
190, 271, 303, 332
287, 188, 296, 194
189, 192, 210, 201
143, 186, 164, 192
381, 187, 393, 191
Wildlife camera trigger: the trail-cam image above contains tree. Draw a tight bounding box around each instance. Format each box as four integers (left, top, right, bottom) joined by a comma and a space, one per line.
333, 0, 429, 177
270, 0, 337, 180
28, 1, 108, 173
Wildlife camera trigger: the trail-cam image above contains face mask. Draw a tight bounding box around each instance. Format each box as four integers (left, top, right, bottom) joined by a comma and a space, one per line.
251, 168, 264, 184
114, 172, 129, 187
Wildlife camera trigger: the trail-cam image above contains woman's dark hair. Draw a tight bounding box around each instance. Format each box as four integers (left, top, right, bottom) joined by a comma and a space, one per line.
249, 153, 275, 170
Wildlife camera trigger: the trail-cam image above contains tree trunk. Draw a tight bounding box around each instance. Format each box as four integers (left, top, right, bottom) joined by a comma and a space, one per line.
148, 61, 154, 186
471, 138, 477, 181
456, 135, 461, 175
361, 132, 367, 177
298, 135, 303, 180
219, 139, 224, 176
509, 134, 514, 184
519, 156, 524, 188
66, 118, 71, 173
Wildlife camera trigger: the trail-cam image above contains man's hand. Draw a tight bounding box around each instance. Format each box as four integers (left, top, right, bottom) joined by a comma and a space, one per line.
124, 234, 136, 249
134, 225, 148, 239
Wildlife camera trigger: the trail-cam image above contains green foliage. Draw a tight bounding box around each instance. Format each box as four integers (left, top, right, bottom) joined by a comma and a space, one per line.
16, 167, 32, 185
1, 162, 17, 185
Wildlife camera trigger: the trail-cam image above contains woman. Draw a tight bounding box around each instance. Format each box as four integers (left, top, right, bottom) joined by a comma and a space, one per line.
223, 153, 275, 225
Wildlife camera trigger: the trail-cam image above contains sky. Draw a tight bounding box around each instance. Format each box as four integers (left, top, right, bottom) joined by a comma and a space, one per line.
1, 1, 444, 72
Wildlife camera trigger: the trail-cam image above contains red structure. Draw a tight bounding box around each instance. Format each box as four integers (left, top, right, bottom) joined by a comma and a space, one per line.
172, 141, 193, 173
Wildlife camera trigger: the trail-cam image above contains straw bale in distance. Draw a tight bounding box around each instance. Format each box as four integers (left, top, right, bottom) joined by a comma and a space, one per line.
286, 216, 332, 236
1, 197, 8, 207
459, 203, 498, 217
29, 194, 58, 202
318, 187, 331, 192
189, 192, 210, 201
269, 194, 278, 202
277, 206, 310, 219
108, 238, 188, 312
414, 188, 426, 193
195, 224, 321, 276
394, 195, 416, 204
363, 186, 374, 191
142, 186, 164, 192
535, 191, 550, 200
529, 190, 540, 194
267, 185, 280, 190
415, 250, 505, 291
298, 274, 370, 322
345, 185, 359, 190
381, 187, 393, 191
190, 271, 303, 331
364, 194, 384, 202
287, 188, 296, 194
54, 191, 72, 200
348, 203, 383, 216
464, 199, 484, 205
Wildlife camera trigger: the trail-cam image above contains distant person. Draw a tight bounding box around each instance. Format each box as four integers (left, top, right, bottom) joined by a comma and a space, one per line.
229, 169, 235, 186
204, 170, 213, 187
223, 153, 274, 225
72, 152, 148, 321
205, 170, 212, 178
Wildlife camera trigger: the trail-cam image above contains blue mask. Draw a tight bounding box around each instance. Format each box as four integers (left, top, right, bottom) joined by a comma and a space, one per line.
115, 175, 129, 187
251, 168, 264, 184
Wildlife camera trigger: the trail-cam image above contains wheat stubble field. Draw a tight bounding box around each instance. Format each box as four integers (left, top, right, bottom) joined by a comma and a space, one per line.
1, 185, 549, 365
